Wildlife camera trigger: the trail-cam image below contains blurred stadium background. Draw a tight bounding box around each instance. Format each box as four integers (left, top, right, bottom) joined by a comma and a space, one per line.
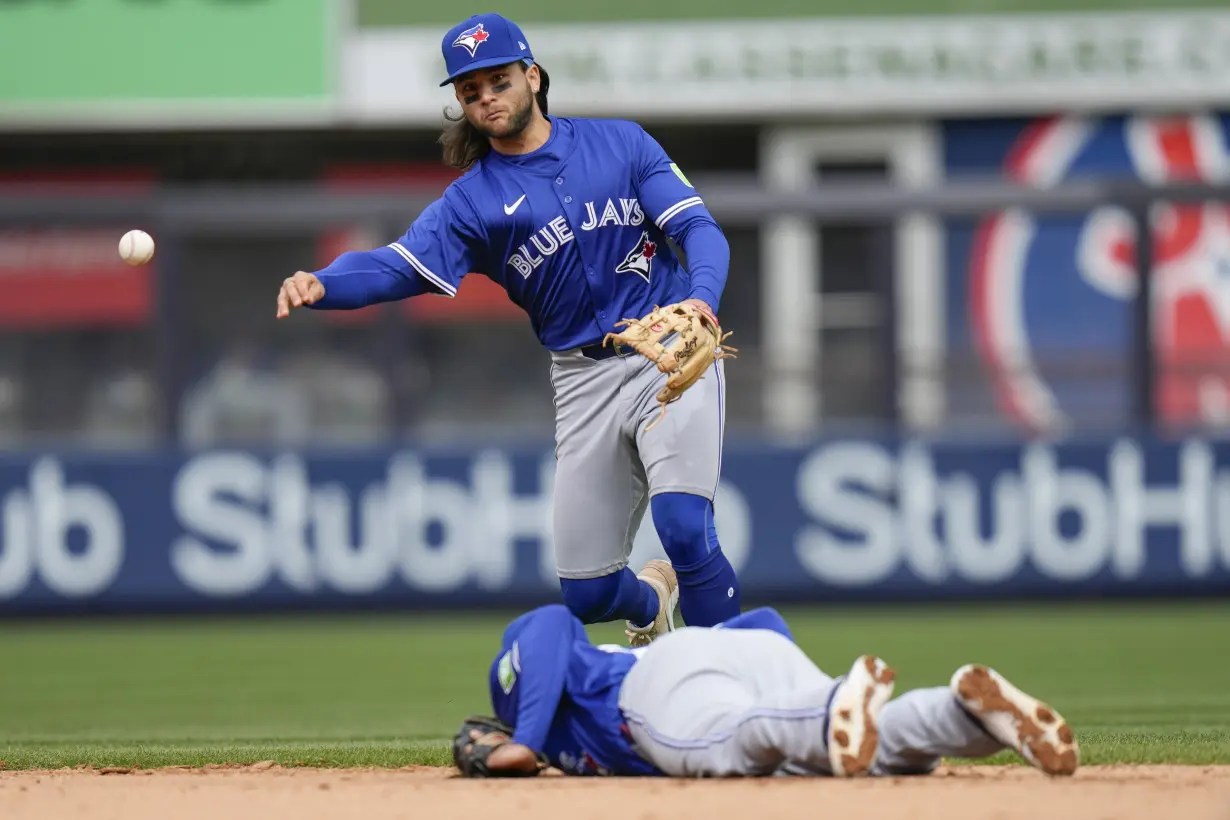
1, 0, 1229, 768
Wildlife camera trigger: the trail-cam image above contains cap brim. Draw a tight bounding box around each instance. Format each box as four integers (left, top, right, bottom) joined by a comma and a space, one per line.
440, 56, 533, 86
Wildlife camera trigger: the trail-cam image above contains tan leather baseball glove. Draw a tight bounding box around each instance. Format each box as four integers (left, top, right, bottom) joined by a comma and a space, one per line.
602, 302, 736, 430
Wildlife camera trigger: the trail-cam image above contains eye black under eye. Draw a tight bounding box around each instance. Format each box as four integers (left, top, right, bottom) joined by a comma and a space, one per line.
492, 81, 512, 93
464, 93, 479, 104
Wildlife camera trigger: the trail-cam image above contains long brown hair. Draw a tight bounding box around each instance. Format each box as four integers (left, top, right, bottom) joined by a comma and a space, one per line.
439, 64, 551, 171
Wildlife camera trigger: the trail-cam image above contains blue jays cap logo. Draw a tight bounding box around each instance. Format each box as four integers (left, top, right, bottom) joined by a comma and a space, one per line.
440, 14, 534, 86
453, 23, 491, 58
966, 113, 1230, 433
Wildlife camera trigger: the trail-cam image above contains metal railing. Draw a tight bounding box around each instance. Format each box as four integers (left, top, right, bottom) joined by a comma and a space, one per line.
0, 175, 1227, 444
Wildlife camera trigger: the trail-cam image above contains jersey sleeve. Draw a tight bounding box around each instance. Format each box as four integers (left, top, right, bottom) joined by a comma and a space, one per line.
488, 605, 584, 753
309, 191, 482, 308
309, 246, 431, 309
388, 192, 485, 298
714, 607, 794, 642
632, 126, 707, 232
631, 124, 731, 313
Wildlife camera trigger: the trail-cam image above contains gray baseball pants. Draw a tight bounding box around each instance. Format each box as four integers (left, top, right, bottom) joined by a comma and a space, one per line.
549, 348, 725, 579
617, 627, 1004, 777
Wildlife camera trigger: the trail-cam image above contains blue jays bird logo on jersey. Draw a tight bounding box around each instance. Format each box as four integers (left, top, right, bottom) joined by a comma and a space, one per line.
452, 23, 490, 57
616, 230, 657, 282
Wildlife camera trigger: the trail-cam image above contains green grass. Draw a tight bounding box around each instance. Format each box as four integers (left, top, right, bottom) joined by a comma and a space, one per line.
0, 741, 452, 771
1, 602, 1228, 770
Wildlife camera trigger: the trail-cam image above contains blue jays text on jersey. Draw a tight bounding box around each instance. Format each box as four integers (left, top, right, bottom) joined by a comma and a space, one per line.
484, 604, 797, 776
305, 116, 730, 350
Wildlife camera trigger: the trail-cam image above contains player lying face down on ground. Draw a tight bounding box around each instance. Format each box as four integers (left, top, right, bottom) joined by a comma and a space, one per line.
274, 13, 745, 648
451, 604, 1080, 779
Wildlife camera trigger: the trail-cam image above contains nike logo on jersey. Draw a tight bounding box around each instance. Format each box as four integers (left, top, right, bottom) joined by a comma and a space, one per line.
580, 198, 645, 231
503, 194, 528, 215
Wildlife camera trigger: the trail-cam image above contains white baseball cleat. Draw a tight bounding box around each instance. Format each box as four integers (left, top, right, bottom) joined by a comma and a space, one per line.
625, 559, 679, 647
950, 664, 1079, 776
826, 655, 896, 777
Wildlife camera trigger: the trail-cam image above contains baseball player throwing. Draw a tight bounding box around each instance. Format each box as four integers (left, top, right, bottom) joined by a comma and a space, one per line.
451, 604, 1080, 779
276, 13, 740, 643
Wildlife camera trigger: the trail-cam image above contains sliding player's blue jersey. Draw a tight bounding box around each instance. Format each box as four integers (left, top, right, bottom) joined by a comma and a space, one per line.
486, 605, 659, 776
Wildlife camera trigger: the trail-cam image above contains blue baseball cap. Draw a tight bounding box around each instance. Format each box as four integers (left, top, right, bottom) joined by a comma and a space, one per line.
440, 13, 534, 87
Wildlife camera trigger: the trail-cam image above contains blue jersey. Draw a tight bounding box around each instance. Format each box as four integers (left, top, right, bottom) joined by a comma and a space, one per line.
486, 604, 660, 776
307, 117, 730, 350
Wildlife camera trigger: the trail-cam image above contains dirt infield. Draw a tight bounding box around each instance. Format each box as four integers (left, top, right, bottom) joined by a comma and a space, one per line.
2, 765, 1228, 820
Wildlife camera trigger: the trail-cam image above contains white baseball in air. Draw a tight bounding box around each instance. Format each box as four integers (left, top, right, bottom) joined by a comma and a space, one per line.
118, 229, 155, 266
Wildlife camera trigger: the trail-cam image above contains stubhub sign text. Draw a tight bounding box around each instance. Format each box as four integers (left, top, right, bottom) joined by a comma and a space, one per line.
1, 436, 1228, 614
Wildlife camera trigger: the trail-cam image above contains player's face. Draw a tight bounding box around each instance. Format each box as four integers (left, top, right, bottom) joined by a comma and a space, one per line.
453, 64, 538, 140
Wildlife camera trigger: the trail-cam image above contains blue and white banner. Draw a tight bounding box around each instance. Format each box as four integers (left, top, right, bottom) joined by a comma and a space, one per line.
2, 436, 1229, 614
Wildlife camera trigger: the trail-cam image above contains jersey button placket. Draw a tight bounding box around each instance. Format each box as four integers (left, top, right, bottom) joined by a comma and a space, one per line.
558, 175, 603, 323
587, 265, 602, 320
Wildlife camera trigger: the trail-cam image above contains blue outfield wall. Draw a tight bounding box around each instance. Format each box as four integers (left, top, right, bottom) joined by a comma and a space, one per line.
1, 436, 1229, 615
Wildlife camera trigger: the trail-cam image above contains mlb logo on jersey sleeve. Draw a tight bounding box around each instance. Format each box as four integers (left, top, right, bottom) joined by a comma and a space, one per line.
496, 643, 520, 694
453, 23, 490, 57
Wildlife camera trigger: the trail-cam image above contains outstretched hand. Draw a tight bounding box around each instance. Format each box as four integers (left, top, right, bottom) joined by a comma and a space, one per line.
276, 271, 326, 318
